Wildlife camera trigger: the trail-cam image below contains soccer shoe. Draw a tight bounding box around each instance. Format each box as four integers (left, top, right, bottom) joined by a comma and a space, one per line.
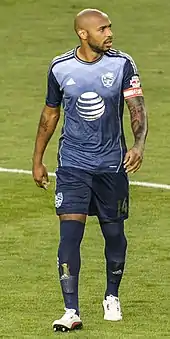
103, 295, 122, 321
52, 308, 83, 332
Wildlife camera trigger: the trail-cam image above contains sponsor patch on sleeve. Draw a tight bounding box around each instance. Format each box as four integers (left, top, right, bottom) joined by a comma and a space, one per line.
123, 87, 143, 99
130, 75, 141, 88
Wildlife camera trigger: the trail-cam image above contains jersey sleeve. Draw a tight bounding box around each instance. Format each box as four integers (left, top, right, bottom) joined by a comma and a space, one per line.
122, 58, 143, 99
46, 66, 63, 107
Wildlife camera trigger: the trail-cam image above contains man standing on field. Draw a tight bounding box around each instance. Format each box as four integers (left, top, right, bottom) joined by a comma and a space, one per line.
32, 8, 148, 332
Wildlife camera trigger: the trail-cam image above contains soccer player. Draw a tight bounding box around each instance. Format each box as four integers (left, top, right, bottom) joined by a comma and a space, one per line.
32, 8, 148, 332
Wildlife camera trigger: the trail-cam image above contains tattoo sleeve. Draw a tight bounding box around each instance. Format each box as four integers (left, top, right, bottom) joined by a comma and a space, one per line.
39, 113, 50, 133
125, 96, 148, 148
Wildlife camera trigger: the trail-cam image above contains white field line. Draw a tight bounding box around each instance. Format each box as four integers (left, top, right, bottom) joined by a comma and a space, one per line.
0, 167, 170, 190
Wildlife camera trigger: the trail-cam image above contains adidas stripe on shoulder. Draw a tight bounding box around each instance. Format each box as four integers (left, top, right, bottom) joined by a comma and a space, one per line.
48, 49, 74, 73
106, 49, 138, 73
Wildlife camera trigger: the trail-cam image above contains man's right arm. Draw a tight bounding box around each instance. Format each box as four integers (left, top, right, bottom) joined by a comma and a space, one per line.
33, 104, 60, 165
32, 105, 60, 188
32, 61, 63, 189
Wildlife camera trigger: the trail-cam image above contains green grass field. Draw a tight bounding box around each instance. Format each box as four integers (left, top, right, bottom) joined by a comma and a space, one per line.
0, 0, 170, 338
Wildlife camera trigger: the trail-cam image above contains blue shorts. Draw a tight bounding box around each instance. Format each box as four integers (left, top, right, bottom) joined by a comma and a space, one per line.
55, 167, 129, 222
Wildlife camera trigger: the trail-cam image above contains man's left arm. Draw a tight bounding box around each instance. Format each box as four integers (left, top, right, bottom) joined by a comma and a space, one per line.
122, 57, 148, 173
124, 95, 148, 173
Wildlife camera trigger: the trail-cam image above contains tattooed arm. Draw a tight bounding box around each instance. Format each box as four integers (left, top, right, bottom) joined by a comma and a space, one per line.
124, 96, 148, 173
32, 105, 60, 188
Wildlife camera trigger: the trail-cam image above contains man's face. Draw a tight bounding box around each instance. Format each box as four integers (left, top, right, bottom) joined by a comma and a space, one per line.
85, 15, 113, 53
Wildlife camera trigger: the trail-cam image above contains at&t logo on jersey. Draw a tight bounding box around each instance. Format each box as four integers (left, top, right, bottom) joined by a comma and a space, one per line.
76, 92, 105, 121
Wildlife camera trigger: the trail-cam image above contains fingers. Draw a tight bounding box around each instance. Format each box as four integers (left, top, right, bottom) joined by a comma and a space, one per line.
43, 171, 49, 184
42, 179, 50, 190
125, 160, 142, 173
32, 163, 50, 190
35, 179, 50, 190
41, 170, 50, 189
124, 149, 143, 173
123, 152, 133, 168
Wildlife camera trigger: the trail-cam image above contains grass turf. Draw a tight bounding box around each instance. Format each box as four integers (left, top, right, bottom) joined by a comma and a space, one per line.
0, 0, 170, 337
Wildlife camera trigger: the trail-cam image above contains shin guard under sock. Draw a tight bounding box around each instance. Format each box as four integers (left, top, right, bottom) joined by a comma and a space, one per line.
100, 221, 127, 298
58, 220, 85, 315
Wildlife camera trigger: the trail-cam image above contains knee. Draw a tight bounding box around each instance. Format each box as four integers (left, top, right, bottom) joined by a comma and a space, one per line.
101, 221, 125, 240
58, 220, 85, 261
101, 222, 127, 262
59, 220, 85, 243
60, 214, 86, 223
101, 221, 127, 256
58, 220, 85, 276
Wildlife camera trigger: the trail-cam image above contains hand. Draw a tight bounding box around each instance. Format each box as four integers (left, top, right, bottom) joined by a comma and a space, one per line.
32, 163, 50, 190
123, 146, 144, 173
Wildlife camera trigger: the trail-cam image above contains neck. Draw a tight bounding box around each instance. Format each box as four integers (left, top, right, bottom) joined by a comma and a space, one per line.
76, 45, 103, 62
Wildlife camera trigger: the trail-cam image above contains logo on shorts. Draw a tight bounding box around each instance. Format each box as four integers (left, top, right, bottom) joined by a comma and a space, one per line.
101, 72, 114, 87
55, 192, 63, 208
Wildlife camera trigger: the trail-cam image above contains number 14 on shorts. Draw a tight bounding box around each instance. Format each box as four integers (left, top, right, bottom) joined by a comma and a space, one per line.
117, 197, 128, 219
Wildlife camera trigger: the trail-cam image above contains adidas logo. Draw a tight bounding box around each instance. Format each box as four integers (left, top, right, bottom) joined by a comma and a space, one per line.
66, 78, 76, 85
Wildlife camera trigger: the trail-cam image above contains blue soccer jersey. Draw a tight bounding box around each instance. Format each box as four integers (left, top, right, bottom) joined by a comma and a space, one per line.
46, 48, 143, 172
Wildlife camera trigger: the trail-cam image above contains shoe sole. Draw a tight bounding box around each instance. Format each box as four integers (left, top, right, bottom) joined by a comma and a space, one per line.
53, 322, 83, 332
104, 316, 122, 321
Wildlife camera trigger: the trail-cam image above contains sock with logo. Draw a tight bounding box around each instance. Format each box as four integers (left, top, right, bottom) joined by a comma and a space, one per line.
58, 220, 85, 315
100, 221, 127, 298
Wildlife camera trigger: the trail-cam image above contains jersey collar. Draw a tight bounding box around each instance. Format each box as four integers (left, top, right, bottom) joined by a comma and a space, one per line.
74, 46, 104, 65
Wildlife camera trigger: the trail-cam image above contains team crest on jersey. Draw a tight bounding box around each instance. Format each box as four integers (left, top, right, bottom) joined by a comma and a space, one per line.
101, 72, 114, 87
55, 192, 63, 208
130, 76, 140, 88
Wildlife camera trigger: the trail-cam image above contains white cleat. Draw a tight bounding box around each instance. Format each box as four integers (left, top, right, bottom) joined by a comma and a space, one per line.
103, 295, 122, 321
52, 308, 83, 332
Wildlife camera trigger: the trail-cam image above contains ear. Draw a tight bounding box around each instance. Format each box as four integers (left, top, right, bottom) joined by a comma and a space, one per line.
77, 29, 88, 40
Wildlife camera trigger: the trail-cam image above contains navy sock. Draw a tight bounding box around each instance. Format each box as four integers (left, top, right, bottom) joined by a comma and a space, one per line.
58, 220, 85, 315
100, 221, 127, 298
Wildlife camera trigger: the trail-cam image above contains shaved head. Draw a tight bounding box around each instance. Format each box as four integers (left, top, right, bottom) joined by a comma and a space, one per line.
74, 8, 113, 55
74, 8, 108, 34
